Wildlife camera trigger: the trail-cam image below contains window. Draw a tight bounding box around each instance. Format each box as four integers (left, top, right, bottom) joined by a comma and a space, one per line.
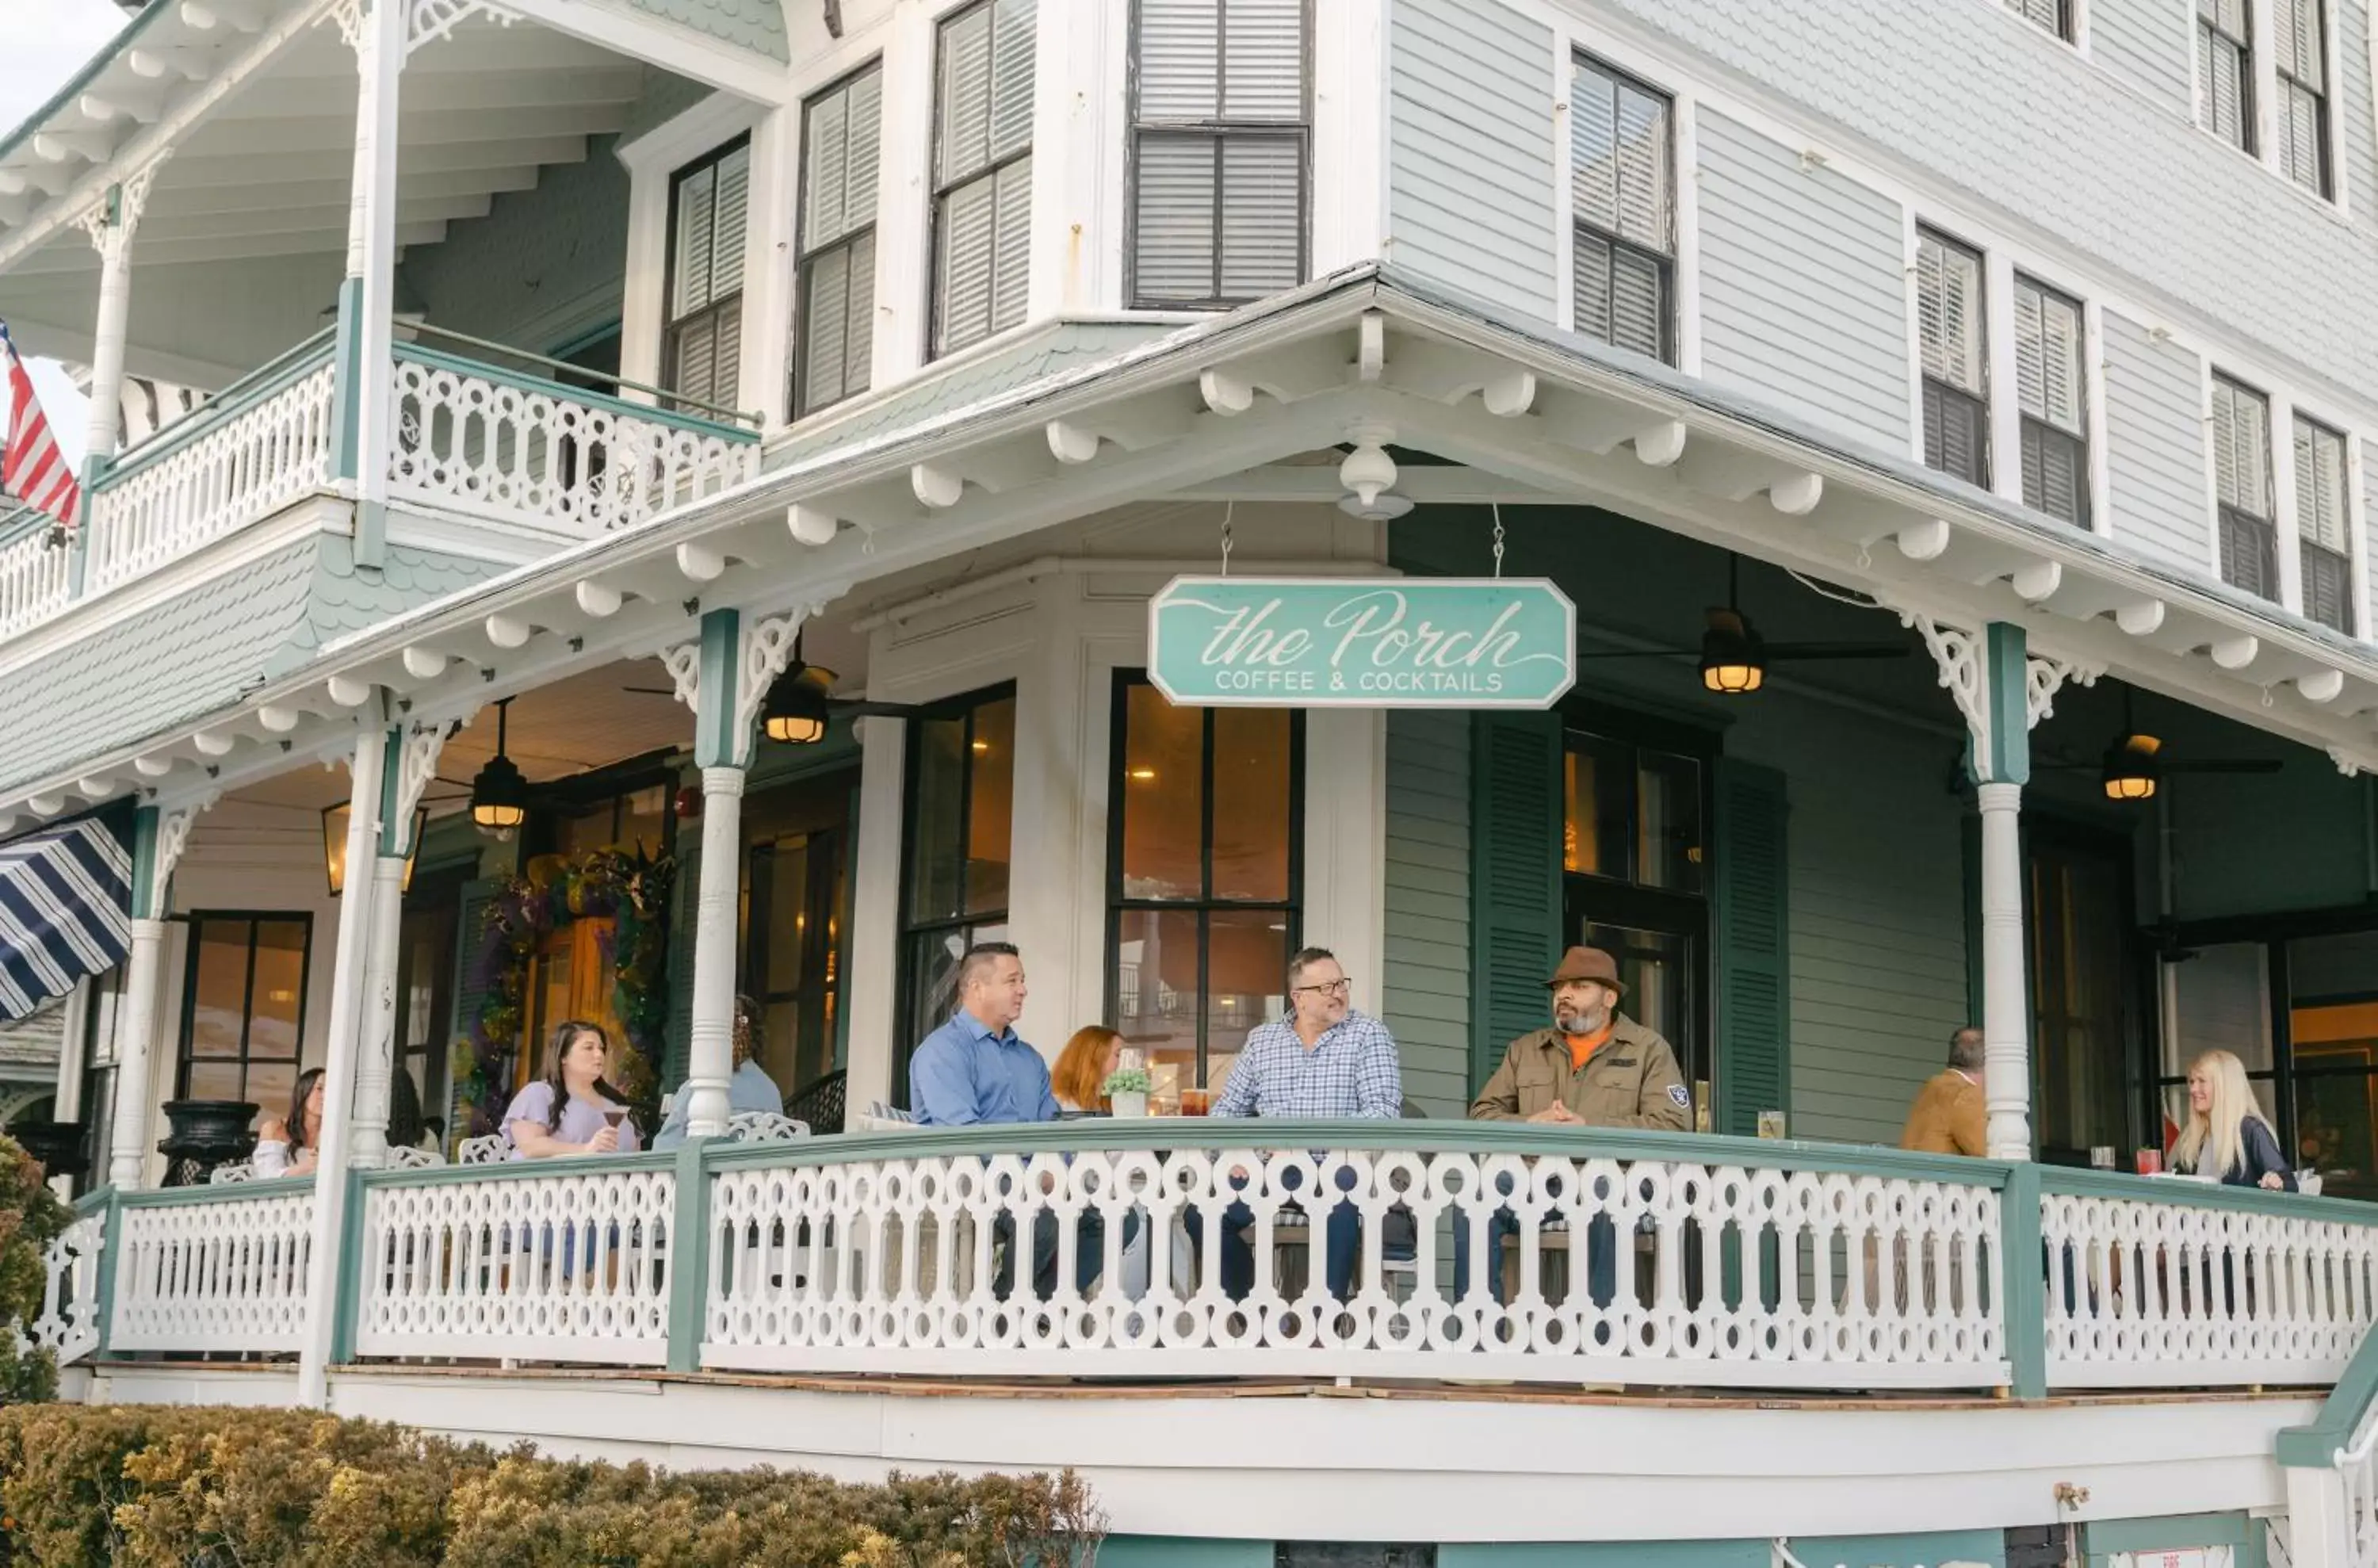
392, 877, 462, 1135
177, 914, 311, 1113
2197, 0, 2254, 153
1129, 0, 1308, 308
2014, 276, 2089, 526
931, 0, 1035, 358
2003, 0, 2074, 40
664, 139, 751, 416
796, 63, 882, 418
2212, 373, 2278, 599
1571, 54, 1673, 363
2275, 0, 2330, 194
1107, 675, 1301, 1100
1917, 228, 1988, 486
743, 778, 854, 1098
896, 687, 1016, 1097
2296, 413, 2353, 632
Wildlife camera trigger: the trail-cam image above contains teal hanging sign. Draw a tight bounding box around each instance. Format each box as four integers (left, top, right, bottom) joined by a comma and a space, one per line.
1147, 576, 1577, 708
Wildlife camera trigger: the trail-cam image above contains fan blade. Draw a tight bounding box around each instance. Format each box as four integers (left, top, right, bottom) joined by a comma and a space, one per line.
1573, 647, 1702, 660
1761, 642, 1912, 661
2165, 759, 2286, 774
828, 699, 929, 719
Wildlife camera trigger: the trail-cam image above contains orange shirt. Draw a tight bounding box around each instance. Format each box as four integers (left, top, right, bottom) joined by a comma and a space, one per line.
1565, 1025, 1614, 1072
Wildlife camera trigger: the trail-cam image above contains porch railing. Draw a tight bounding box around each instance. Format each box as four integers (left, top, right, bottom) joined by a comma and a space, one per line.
35, 1125, 2378, 1398
0, 505, 68, 642
388, 342, 758, 536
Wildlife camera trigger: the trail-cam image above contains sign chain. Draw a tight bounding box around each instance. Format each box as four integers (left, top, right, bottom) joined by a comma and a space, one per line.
1491, 504, 1506, 579
1220, 501, 1234, 577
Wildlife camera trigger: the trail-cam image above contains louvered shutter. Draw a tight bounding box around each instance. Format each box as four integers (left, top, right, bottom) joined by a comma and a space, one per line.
802, 249, 852, 409
937, 177, 998, 350
1917, 234, 1984, 393
1219, 136, 1299, 296
935, 0, 1034, 354
1572, 57, 1673, 358
939, 5, 994, 185
2213, 378, 2272, 518
2296, 417, 2349, 550
1135, 137, 1218, 300
797, 66, 881, 415
2014, 281, 2082, 435
709, 146, 750, 301
1223, 0, 1301, 117
2003, 0, 2062, 33
672, 170, 716, 320
1140, 0, 1218, 118
1468, 712, 1562, 1095
1712, 759, 1789, 1141
991, 155, 1033, 332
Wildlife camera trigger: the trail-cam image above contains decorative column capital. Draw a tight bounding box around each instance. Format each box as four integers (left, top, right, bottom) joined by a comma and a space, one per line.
380, 720, 448, 857
74, 155, 166, 255
2024, 652, 2101, 730
1902, 610, 1990, 757
140, 792, 216, 920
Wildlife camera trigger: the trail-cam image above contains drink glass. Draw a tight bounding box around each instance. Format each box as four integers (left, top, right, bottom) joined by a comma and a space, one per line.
2135, 1147, 2164, 1176
1180, 1088, 1211, 1118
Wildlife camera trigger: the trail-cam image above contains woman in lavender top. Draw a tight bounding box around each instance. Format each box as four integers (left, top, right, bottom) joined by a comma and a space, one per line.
503, 1020, 641, 1160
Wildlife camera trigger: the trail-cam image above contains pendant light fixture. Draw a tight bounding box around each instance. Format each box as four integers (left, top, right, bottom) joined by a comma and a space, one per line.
468, 697, 530, 830
761, 635, 838, 746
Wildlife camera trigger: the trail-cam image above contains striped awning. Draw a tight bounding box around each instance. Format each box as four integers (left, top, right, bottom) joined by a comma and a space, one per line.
0, 821, 131, 1022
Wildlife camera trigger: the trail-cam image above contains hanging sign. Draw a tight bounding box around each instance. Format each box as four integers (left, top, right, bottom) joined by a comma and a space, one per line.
1147, 576, 1576, 708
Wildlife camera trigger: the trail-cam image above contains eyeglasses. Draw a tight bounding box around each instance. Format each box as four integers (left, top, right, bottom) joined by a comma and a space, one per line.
1293, 977, 1354, 997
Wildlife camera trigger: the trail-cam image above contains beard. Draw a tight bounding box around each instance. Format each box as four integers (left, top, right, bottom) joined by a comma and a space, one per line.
1557, 1002, 1609, 1035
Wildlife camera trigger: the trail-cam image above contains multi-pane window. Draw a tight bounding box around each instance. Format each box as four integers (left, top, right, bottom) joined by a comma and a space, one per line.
1107, 675, 1301, 1100
2212, 373, 2279, 599
664, 140, 751, 416
796, 63, 882, 418
2276, 0, 2330, 195
1916, 229, 1988, 486
2002, 0, 2074, 40
896, 688, 1015, 1098
2296, 414, 2353, 632
177, 914, 310, 1113
2197, 0, 2254, 153
1130, 0, 1308, 308
931, 0, 1035, 358
2014, 276, 2089, 526
1571, 55, 1673, 363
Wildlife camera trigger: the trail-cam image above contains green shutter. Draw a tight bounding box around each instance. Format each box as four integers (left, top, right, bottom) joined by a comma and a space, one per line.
1469, 711, 1563, 1095
1713, 759, 1789, 1138
445, 878, 505, 1151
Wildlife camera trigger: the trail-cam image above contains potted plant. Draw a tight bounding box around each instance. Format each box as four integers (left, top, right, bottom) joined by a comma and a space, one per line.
1101, 1066, 1153, 1119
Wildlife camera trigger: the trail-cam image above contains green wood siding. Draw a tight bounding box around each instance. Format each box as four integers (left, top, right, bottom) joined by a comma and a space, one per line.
1384, 710, 1472, 1115
1469, 710, 1563, 1097
1713, 759, 1788, 1138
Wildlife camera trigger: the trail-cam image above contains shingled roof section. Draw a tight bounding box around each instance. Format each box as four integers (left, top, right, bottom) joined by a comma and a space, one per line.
624, 0, 789, 63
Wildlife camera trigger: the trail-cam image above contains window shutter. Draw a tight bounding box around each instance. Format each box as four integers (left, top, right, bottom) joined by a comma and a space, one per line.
1467, 712, 1562, 1095
1223, 0, 1303, 118
803, 247, 853, 408
992, 155, 1033, 331
2014, 281, 2083, 433
1713, 759, 1789, 1140
1140, 0, 1219, 119
2212, 379, 2271, 518
1609, 247, 1665, 360
2296, 417, 2349, 550
445, 879, 506, 1146
709, 144, 751, 302
2003, 0, 2061, 32
2304, 542, 2353, 631
1218, 136, 1300, 296
673, 170, 717, 318
1573, 62, 1621, 238
842, 231, 875, 396
1135, 136, 1218, 300
937, 176, 999, 351
805, 68, 882, 247
989, 0, 1037, 161
939, 5, 994, 184
1917, 235, 1984, 393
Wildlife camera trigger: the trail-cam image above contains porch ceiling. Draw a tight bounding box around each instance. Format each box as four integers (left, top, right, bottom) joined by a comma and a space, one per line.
11, 262, 2378, 833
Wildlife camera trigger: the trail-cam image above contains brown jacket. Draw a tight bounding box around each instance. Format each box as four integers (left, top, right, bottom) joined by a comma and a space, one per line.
1899, 1069, 1986, 1156
1468, 1015, 1692, 1130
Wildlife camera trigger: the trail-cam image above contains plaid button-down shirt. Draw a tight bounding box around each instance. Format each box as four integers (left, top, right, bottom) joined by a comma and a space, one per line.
1211, 1008, 1402, 1119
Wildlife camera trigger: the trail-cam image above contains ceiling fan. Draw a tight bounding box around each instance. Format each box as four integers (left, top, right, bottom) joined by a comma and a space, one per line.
2041, 688, 2286, 801
622, 640, 926, 745
1574, 553, 1910, 693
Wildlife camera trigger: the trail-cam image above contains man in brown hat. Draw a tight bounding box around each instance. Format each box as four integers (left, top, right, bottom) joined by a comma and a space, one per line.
1455, 945, 1692, 1306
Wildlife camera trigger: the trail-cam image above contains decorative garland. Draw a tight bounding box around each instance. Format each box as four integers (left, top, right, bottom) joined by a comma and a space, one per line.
451, 845, 675, 1136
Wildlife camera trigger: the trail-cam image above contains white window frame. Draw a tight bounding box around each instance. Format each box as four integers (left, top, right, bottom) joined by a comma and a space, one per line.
2187, 0, 2350, 212
927, 0, 1039, 362
2206, 366, 2285, 604
2205, 361, 2370, 631
1567, 48, 1680, 365
2009, 270, 2094, 530
793, 58, 887, 420
1913, 222, 1991, 488
1998, 0, 2085, 49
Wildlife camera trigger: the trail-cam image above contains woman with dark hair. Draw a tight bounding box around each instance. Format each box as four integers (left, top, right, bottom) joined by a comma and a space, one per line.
652, 995, 783, 1150
502, 1019, 641, 1160
254, 1068, 325, 1178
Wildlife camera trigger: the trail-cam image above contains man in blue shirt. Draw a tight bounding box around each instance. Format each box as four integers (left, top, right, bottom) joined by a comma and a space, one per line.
908, 942, 1114, 1298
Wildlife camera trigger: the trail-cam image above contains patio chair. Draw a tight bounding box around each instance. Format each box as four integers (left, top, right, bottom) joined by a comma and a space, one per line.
386, 1145, 445, 1169
208, 1161, 254, 1185
457, 1134, 507, 1165
783, 1069, 846, 1136
726, 1111, 811, 1144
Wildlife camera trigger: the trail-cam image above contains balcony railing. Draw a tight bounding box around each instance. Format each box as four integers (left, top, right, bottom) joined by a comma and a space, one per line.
34, 1125, 2378, 1398
0, 505, 69, 643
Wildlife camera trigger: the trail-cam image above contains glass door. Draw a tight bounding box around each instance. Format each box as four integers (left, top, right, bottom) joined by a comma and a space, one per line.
2024, 824, 2136, 1165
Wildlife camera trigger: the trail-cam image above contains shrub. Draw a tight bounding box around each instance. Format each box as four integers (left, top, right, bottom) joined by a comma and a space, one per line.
0, 1405, 1107, 1567
0, 1134, 70, 1408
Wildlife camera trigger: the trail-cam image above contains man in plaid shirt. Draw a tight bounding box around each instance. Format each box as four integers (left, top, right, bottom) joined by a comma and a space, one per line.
1202, 947, 1401, 1299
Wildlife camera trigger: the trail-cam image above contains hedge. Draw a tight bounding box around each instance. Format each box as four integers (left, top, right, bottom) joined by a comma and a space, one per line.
0, 1404, 1107, 1566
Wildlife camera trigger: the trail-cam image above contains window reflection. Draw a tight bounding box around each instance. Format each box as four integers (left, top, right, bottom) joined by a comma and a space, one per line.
896, 687, 1018, 1103
178, 914, 312, 1116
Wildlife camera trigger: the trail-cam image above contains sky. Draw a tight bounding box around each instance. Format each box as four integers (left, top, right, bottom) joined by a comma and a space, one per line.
0, 0, 138, 465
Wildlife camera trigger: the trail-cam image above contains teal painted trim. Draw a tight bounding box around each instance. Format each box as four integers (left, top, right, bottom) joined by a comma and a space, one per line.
329, 1165, 365, 1366
2001, 1159, 2047, 1398
665, 1139, 709, 1373
330, 277, 364, 483
694, 608, 741, 769
375, 725, 407, 856
95, 327, 339, 492
1441, 1543, 1769, 1567
1789, 1531, 2005, 1568
391, 342, 762, 444
91, 1187, 121, 1358
2083, 1510, 2254, 1557
70, 1186, 113, 1219
128, 805, 159, 920
2279, 1306, 2378, 1463
0, 503, 44, 548
0, 0, 171, 166
113, 1172, 319, 1208
354, 1150, 677, 1192
1983, 622, 2029, 785
1096, 1539, 1271, 1568
2040, 1164, 2378, 1225
1961, 813, 1983, 1025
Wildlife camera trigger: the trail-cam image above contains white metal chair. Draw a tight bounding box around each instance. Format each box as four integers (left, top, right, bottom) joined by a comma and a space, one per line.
457, 1134, 507, 1165
725, 1110, 811, 1144
208, 1161, 254, 1185
854, 1102, 919, 1133
386, 1145, 445, 1169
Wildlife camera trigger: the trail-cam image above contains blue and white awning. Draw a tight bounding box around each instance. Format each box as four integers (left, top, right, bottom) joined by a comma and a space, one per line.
0, 822, 131, 1022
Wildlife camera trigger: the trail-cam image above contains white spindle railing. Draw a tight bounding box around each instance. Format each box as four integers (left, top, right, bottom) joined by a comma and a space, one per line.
388, 346, 755, 536
2338, 1402, 2378, 1568
354, 1161, 677, 1365
2040, 1187, 2378, 1387
0, 513, 71, 641
29, 1207, 105, 1367
86, 356, 336, 593
107, 1185, 315, 1355
699, 1144, 2005, 1386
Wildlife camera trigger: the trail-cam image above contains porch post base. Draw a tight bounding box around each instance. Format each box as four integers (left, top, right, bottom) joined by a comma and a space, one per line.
682, 765, 747, 1140
103, 919, 167, 1191
1976, 780, 2030, 1161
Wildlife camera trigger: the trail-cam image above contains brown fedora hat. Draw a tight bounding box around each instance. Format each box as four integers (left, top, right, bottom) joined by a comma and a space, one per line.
1546, 945, 1626, 997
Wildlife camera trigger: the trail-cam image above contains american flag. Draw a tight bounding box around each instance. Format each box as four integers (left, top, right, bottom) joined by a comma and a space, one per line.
0, 320, 81, 534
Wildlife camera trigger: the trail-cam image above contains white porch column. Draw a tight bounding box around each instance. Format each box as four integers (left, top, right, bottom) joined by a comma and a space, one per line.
348, 721, 449, 1168
74, 163, 161, 477
2284, 1459, 2353, 1568
296, 719, 392, 1409
104, 797, 212, 1190
665, 602, 820, 1138
332, 0, 404, 564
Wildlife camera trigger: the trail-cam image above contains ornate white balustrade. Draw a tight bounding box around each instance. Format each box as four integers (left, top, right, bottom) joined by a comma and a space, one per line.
0, 510, 71, 642
353, 1157, 677, 1366
107, 1183, 315, 1356
2040, 1175, 2378, 1388
85, 335, 337, 593
388, 345, 757, 537
29, 1203, 105, 1367
2340, 1405, 2378, 1568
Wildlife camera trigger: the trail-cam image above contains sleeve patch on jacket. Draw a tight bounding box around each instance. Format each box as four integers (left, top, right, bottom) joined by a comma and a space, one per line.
1667, 1084, 1690, 1108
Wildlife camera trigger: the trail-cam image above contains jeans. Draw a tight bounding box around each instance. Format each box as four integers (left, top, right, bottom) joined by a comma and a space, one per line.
1189, 1165, 1363, 1302
1449, 1171, 1618, 1309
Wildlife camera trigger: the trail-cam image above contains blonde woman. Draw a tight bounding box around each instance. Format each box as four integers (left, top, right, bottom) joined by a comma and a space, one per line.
2173, 1049, 2295, 1191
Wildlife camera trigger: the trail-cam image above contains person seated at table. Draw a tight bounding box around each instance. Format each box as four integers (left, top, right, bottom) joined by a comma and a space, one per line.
1052, 1025, 1122, 1115
2173, 1049, 2294, 1191
504, 1019, 642, 1159
652, 995, 784, 1150
1199, 947, 1401, 1303
910, 944, 1122, 1298
253, 1068, 325, 1179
